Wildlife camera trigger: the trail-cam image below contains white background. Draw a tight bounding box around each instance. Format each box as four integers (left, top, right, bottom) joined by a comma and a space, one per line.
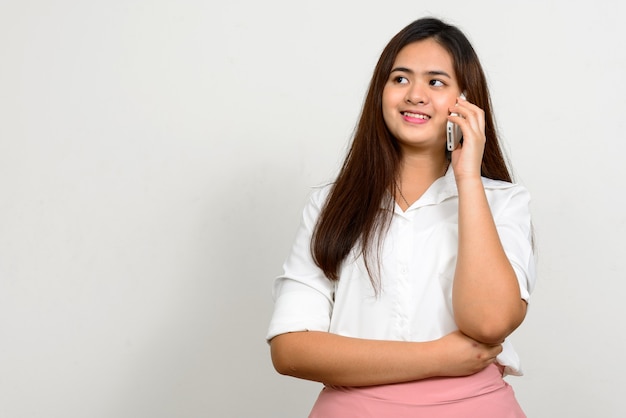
1, 1, 625, 417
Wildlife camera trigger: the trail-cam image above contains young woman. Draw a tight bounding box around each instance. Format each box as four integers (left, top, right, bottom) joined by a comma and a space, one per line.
267, 17, 536, 417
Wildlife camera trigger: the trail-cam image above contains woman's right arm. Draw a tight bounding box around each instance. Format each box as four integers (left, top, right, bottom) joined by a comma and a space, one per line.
270, 330, 502, 387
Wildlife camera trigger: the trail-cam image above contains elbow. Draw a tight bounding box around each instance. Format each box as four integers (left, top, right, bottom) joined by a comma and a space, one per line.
269, 334, 299, 377
271, 355, 295, 377
457, 303, 527, 344
460, 322, 517, 345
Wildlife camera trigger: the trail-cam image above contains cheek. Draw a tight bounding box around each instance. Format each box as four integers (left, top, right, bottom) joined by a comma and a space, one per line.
435, 96, 456, 114
381, 88, 392, 107
381, 90, 396, 120
382, 108, 393, 131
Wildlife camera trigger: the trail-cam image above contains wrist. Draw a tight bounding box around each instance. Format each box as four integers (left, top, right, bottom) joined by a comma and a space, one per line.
454, 174, 483, 189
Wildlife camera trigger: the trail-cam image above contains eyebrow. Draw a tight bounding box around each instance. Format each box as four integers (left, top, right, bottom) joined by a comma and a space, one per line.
390, 67, 452, 79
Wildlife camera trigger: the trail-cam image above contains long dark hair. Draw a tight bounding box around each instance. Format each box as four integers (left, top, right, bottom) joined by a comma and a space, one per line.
312, 17, 512, 285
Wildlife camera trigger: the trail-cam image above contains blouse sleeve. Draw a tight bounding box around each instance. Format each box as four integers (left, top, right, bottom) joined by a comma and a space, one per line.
266, 186, 335, 342
491, 184, 537, 302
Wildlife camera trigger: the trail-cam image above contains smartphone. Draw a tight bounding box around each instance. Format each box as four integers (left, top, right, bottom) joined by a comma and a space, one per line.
446, 93, 467, 152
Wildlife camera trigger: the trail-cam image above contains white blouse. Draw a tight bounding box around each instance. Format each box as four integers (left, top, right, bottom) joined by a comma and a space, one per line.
267, 167, 536, 376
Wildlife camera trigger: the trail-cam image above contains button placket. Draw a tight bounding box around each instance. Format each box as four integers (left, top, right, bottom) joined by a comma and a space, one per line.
394, 214, 413, 339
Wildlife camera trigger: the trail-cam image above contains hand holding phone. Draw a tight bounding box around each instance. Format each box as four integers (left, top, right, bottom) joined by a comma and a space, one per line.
446, 93, 466, 152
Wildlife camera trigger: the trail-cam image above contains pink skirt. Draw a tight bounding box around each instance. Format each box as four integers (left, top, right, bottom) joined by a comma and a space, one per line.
308, 364, 526, 418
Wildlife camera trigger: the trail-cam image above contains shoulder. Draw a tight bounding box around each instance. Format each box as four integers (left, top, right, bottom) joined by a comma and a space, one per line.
309, 182, 334, 205
482, 177, 530, 197
481, 178, 532, 217
298, 183, 334, 226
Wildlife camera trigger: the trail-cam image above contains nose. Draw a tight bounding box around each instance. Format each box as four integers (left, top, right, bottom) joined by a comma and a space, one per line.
405, 84, 427, 105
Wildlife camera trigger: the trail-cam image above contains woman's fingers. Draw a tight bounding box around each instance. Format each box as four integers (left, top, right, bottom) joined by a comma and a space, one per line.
448, 97, 485, 137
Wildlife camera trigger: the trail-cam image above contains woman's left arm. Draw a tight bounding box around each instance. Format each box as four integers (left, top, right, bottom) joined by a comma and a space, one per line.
448, 97, 528, 345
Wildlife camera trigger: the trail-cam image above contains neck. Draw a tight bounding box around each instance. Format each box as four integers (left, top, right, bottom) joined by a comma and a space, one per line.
398, 152, 449, 184
394, 152, 449, 210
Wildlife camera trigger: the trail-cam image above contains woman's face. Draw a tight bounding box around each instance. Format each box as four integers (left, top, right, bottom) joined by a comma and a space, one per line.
382, 38, 461, 153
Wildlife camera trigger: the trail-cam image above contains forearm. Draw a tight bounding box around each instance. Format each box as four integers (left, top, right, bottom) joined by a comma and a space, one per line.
270, 331, 439, 387
453, 177, 527, 344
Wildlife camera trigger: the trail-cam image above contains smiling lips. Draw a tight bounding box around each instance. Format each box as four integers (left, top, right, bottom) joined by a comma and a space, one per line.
402, 111, 430, 124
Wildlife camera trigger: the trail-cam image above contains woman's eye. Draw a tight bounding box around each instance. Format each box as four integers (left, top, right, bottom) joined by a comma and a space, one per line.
394, 76, 408, 84
430, 79, 445, 87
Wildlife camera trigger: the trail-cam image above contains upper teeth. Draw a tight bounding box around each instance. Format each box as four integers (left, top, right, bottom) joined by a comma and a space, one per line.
404, 112, 429, 119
